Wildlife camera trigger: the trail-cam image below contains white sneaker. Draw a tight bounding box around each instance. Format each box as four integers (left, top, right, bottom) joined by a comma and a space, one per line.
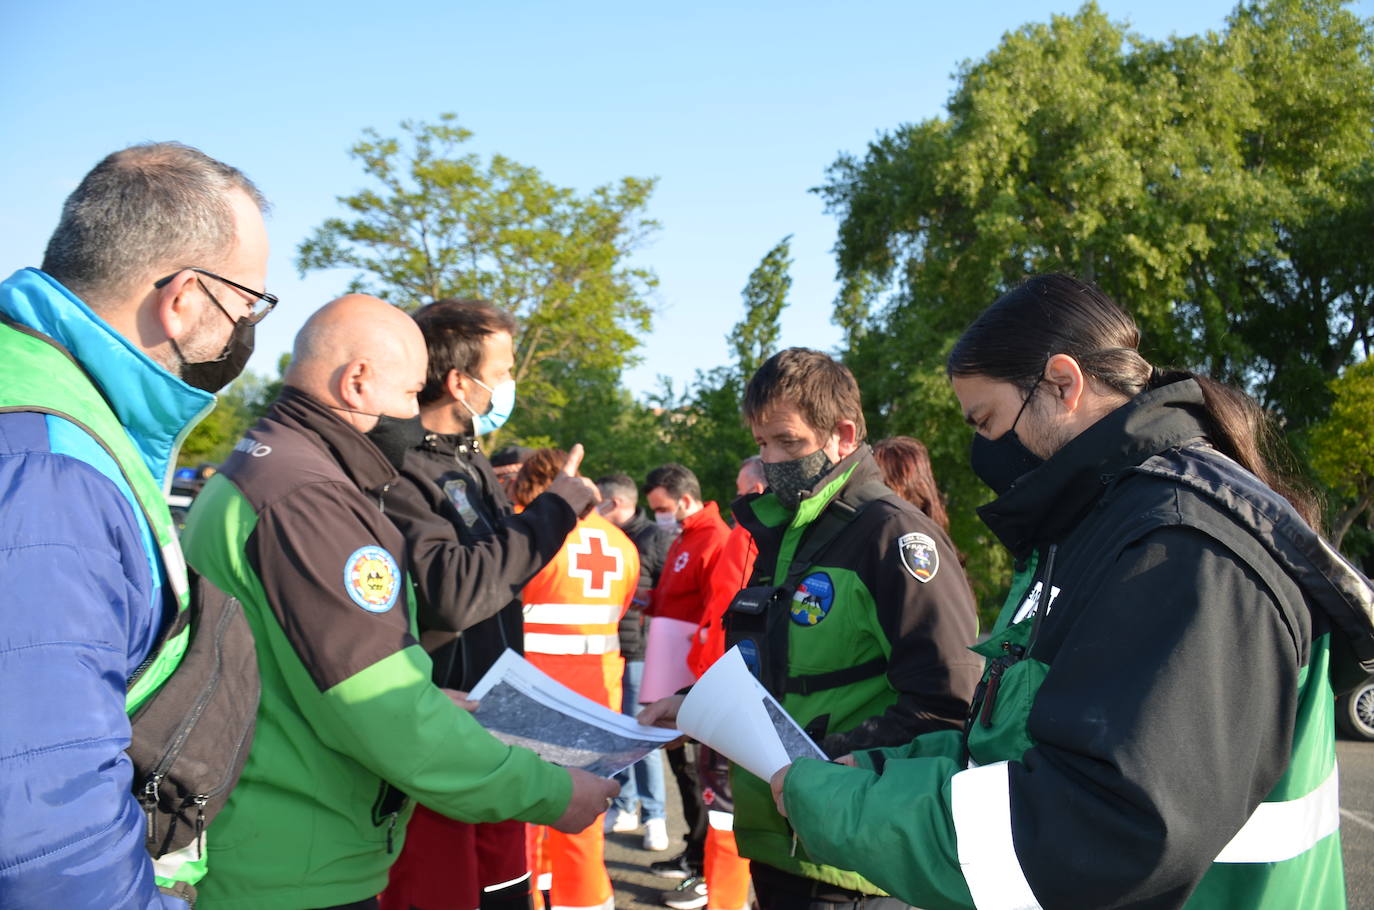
643, 817, 670, 851
605, 807, 639, 833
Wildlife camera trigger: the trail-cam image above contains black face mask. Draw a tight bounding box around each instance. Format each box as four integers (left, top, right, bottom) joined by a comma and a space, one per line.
762, 447, 834, 510
365, 414, 427, 471
175, 319, 254, 393
969, 381, 1044, 496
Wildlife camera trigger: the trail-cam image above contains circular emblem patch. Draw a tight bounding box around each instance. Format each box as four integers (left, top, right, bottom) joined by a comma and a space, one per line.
790, 572, 835, 626
344, 545, 401, 613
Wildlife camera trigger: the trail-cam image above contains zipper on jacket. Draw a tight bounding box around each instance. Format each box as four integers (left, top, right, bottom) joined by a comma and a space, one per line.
386, 812, 400, 854
192, 794, 208, 859
142, 775, 163, 846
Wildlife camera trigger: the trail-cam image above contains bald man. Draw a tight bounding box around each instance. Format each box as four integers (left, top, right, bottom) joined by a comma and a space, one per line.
181, 295, 617, 910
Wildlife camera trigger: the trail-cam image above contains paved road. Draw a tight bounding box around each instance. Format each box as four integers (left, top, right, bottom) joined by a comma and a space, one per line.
1340, 738, 1374, 910
608, 739, 1374, 909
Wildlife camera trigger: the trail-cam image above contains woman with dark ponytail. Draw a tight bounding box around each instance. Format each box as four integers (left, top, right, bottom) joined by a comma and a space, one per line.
772, 274, 1372, 910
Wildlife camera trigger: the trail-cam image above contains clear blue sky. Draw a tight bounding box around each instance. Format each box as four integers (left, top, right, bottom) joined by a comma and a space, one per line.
4, 0, 1367, 399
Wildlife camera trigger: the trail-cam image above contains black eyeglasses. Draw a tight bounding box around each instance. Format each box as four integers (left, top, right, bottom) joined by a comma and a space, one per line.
154, 267, 278, 325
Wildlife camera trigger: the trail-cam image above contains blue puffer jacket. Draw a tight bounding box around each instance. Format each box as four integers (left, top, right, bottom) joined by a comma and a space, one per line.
0, 268, 212, 910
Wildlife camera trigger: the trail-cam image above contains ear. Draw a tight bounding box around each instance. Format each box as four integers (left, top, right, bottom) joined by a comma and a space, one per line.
443, 368, 466, 402
153, 270, 203, 342
337, 359, 372, 411
1043, 353, 1088, 414
834, 418, 860, 458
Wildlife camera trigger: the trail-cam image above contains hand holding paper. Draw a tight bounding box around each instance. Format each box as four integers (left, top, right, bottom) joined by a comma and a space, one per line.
677, 646, 826, 782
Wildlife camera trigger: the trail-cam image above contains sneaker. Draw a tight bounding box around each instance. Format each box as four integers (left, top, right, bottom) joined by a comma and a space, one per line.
661, 876, 707, 910
604, 807, 639, 833
643, 817, 670, 851
649, 851, 698, 880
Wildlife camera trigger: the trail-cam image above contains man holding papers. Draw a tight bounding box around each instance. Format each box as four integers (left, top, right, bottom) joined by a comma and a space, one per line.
644, 348, 981, 910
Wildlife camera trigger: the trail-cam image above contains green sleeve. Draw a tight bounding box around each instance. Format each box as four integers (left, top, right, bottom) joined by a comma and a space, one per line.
784, 752, 974, 910
852, 728, 966, 770
310, 646, 572, 824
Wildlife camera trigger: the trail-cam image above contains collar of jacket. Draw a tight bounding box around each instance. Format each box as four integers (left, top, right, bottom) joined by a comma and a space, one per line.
418, 429, 481, 459
270, 385, 399, 494
977, 378, 1212, 558
0, 267, 215, 490
682, 500, 724, 534
733, 444, 878, 538
623, 510, 654, 538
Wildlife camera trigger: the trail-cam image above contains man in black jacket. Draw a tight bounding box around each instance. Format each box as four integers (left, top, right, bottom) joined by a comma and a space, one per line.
596, 472, 675, 849
380, 298, 601, 910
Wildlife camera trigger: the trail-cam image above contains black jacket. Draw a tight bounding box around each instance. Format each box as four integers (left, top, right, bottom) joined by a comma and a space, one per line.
384, 431, 577, 690
617, 510, 676, 661
971, 378, 1355, 908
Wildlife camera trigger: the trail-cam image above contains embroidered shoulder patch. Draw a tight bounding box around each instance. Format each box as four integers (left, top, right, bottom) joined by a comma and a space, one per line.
790, 572, 835, 626
897, 532, 939, 584
344, 545, 401, 613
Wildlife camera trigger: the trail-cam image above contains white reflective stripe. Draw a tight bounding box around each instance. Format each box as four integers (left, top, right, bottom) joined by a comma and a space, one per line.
1215, 763, 1340, 863
484, 872, 531, 892
708, 809, 734, 831
523, 602, 624, 626
536, 873, 552, 892
161, 538, 190, 604
524, 632, 619, 655
950, 761, 1042, 910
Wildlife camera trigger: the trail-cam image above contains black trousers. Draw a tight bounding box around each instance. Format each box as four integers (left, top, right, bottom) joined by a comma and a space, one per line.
751, 862, 910, 910
666, 740, 708, 866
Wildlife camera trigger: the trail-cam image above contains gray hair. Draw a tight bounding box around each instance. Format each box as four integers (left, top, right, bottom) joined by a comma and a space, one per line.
41, 142, 268, 308
738, 454, 766, 486
594, 473, 639, 505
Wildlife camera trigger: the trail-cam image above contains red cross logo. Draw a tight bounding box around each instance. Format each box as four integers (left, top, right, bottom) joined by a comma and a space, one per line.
569, 529, 624, 598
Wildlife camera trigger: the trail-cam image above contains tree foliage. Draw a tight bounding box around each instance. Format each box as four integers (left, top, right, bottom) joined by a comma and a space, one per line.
1309, 359, 1374, 550
298, 114, 659, 427
817, 0, 1374, 604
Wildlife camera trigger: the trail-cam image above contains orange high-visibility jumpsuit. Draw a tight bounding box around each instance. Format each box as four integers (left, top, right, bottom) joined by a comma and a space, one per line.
522, 512, 639, 910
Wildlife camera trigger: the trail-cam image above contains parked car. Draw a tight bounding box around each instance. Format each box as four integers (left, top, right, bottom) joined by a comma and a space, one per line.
1336, 675, 1374, 742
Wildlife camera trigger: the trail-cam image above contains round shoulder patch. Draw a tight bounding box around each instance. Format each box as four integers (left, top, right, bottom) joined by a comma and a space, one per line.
897, 532, 940, 584
344, 545, 401, 613
790, 572, 835, 626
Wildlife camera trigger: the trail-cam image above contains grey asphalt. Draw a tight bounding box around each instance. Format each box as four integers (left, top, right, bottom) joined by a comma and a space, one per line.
605, 739, 1374, 910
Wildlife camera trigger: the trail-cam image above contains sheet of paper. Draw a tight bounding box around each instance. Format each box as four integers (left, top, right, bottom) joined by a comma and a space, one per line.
677, 646, 826, 781
640, 615, 699, 703
467, 649, 680, 778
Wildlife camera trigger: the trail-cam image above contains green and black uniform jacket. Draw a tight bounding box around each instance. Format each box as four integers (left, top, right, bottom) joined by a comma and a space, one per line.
729, 444, 982, 892
385, 431, 577, 690
181, 388, 570, 910
783, 380, 1351, 910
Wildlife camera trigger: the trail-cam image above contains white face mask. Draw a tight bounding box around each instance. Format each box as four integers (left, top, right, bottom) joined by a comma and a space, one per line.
655, 511, 679, 530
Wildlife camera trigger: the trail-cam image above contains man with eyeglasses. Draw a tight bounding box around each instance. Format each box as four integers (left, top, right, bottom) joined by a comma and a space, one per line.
0, 142, 271, 909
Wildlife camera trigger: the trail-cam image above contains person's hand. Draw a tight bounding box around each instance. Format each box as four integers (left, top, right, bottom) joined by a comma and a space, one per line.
440, 688, 479, 712
637, 694, 684, 730
770, 764, 792, 817
551, 768, 620, 834
834, 753, 856, 767
546, 444, 600, 518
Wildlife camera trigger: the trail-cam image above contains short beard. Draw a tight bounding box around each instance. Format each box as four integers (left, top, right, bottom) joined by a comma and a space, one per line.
160, 305, 227, 378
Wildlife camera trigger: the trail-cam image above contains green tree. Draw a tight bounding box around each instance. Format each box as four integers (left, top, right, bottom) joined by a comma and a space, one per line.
816, 0, 1374, 610
1309, 359, 1374, 550
297, 114, 659, 430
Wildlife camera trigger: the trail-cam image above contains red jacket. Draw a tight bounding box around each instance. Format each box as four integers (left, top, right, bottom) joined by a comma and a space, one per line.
646, 501, 730, 624
688, 520, 757, 678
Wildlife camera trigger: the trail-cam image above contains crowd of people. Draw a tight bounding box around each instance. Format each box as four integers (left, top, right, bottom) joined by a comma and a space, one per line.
2, 141, 1370, 910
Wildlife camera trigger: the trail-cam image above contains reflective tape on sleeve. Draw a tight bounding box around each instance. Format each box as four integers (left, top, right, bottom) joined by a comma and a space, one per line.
1214, 763, 1340, 863
950, 761, 1042, 910
707, 810, 734, 831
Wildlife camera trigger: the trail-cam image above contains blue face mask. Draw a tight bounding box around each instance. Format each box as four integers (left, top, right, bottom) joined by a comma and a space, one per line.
463, 376, 516, 435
